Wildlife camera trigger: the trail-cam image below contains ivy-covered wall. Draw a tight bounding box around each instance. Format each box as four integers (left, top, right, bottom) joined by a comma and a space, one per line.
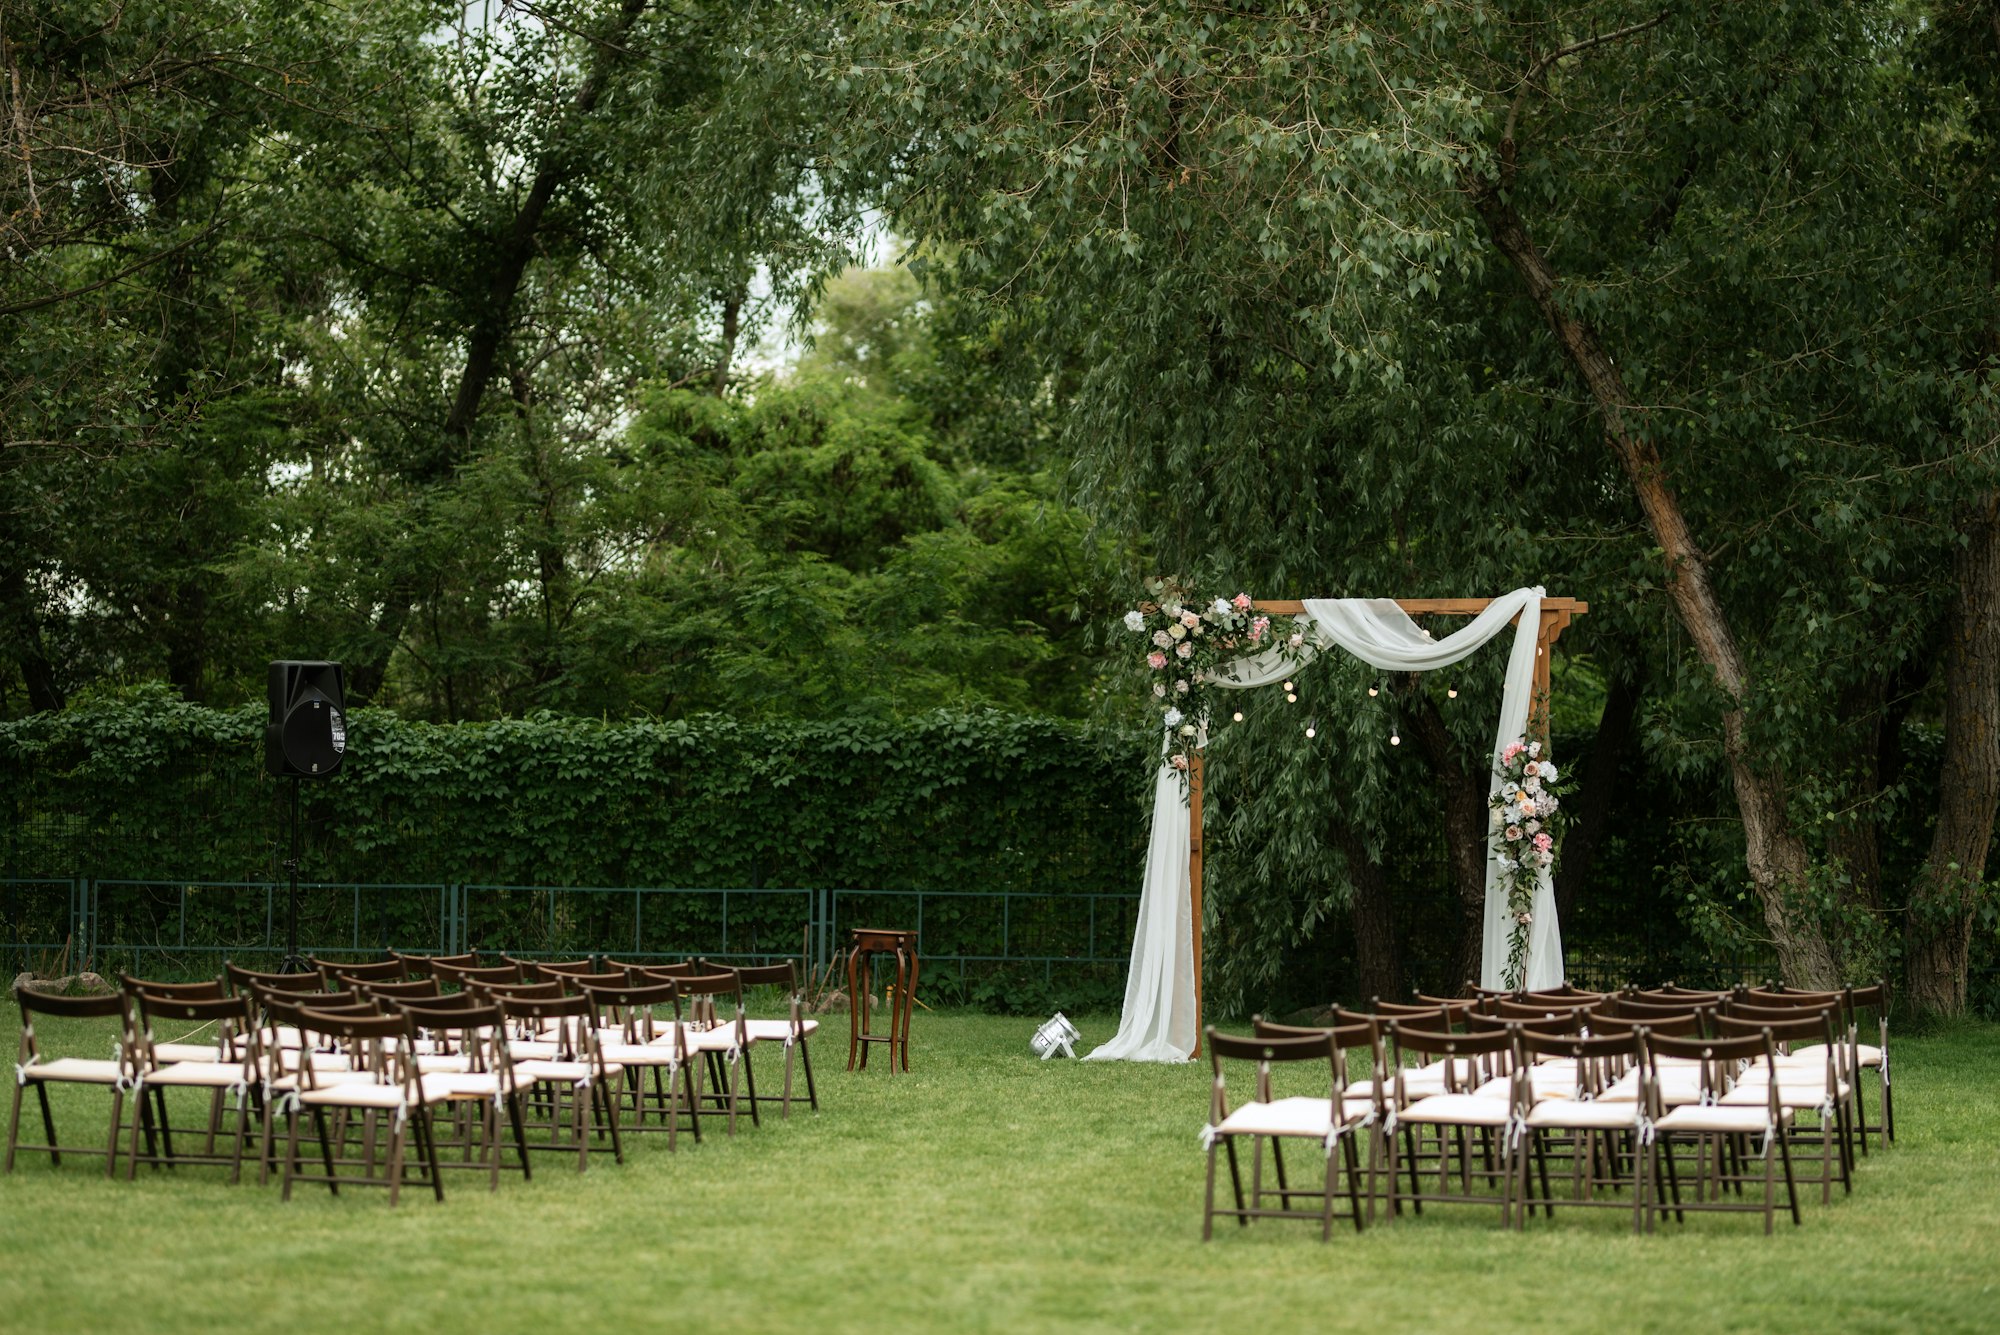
0, 692, 1149, 891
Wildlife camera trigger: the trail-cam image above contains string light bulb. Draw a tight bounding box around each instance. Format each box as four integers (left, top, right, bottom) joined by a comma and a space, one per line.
1305, 724, 1317, 739
1283, 681, 1294, 692
1232, 710, 1244, 723
1367, 686, 1378, 697
1447, 687, 1458, 699
1390, 732, 1401, 746
1285, 692, 1297, 703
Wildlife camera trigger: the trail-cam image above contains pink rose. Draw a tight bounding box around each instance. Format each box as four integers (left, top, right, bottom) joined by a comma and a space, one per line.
1232, 593, 1253, 610
1175, 641, 1193, 659
1505, 826, 1522, 842
1147, 651, 1167, 670
1180, 610, 1200, 628
1534, 832, 1553, 852
1170, 754, 1189, 770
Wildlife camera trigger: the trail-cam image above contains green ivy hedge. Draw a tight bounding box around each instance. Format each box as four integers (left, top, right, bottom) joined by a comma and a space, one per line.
0, 692, 1150, 986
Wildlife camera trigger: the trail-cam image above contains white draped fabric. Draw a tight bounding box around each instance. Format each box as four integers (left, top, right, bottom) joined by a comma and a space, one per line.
1086, 587, 1564, 1064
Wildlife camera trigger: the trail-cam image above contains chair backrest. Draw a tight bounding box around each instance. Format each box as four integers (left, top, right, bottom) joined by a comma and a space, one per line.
390, 950, 481, 979
132, 992, 259, 1066
580, 978, 687, 1048
1492, 998, 1593, 1022
530, 959, 619, 982
15, 985, 125, 1022
397, 1000, 507, 1067
1469, 1010, 1578, 1036
671, 971, 745, 1001
1640, 1028, 1780, 1114
1371, 997, 1468, 1022
1384, 1022, 1521, 1098
467, 979, 566, 1002
620, 959, 701, 980
1585, 1010, 1703, 1039
1739, 987, 1837, 1010
291, 1007, 414, 1090
118, 974, 225, 1001
225, 961, 322, 995
730, 961, 802, 992
1206, 1026, 1346, 1117
1714, 1009, 1837, 1049
1521, 1028, 1637, 1098
1604, 995, 1705, 1021
313, 956, 407, 986
360, 978, 443, 1002
433, 960, 525, 988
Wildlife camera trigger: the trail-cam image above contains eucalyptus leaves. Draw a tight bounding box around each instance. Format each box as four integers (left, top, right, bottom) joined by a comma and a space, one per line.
1491, 738, 1568, 988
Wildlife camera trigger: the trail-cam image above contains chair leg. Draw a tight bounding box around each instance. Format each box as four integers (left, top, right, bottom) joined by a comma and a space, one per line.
34, 1083, 59, 1168
801, 1035, 818, 1110
1202, 1143, 1219, 1241
105, 1085, 124, 1179
1223, 1136, 1246, 1225
1777, 1126, 1801, 1226
5, 1077, 25, 1173
506, 1095, 533, 1181
741, 1047, 761, 1128
386, 1113, 407, 1208
312, 1106, 339, 1195
421, 1108, 445, 1203
281, 1106, 301, 1201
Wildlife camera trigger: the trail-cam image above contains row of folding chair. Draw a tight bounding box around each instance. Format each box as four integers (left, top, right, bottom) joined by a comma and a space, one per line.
7, 953, 821, 1206
1201, 980, 1898, 1241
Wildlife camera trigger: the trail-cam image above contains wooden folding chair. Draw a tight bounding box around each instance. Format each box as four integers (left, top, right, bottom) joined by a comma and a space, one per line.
7, 987, 135, 1177
579, 978, 702, 1148
1515, 1029, 1651, 1231
312, 956, 407, 989
490, 992, 624, 1172
278, 1008, 449, 1206
1201, 1026, 1371, 1240
1381, 1022, 1526, 1226
394, 1000, 527, 1190
671, 971, 753, 1133
730, 961, 820, 1118
1715, 1007, 1853, 1203
1644, 1028, 1800, 1234
124, 991, 263, 1183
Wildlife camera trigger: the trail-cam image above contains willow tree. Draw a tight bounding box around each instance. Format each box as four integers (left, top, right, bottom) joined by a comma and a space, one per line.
835, 1, 1994, 993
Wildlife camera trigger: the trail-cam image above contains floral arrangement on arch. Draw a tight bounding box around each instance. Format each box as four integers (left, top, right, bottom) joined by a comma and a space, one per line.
1122, 577, 1301, 782
1490, 737, 1568, 988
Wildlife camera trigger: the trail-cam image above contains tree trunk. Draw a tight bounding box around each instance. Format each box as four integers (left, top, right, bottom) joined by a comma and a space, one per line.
0, 566, 65, 713
1553, 669, 1640, 924
1401, 681, 1491, 993
711, 291, 743, 397
1906, 494, 2000, 1014
1467, 175, 1840, 988
351, 0, 650, 701
1332, 820, 1404, 1005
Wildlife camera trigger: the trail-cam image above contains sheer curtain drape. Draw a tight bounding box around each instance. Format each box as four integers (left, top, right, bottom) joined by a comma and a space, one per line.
1086, 588, 1563, 1064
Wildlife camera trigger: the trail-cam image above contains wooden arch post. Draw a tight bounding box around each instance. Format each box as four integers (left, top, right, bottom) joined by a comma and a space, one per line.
1186, 596, 1586, 1056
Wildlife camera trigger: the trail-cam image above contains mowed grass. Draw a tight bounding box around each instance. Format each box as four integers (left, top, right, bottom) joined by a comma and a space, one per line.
2, 1012, 1997, 1334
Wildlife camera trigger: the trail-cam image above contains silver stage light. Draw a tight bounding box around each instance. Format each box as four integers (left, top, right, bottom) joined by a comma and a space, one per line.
1030, 1012, 1080, 1060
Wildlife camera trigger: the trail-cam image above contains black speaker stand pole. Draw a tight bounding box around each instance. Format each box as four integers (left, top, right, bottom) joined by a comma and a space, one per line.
280, 778, 304, 974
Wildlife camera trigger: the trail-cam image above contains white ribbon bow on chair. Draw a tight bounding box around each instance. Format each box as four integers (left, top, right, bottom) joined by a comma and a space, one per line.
1198, 1124, 1220, 1151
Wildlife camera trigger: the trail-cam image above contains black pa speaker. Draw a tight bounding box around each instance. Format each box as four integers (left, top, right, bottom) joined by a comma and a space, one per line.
266, 661, 348, 778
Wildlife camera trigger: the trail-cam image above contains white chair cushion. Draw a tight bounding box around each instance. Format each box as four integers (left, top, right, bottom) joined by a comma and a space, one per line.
151, 1042, 222, 1064
1720, 1080, 1848, 1107
1394, 1093, 1514, 1127
1655, 1104, 1793, 1135
294, 1075, 457, 1109
1215, 1095, 1337, 1139
1525, 1098, 1644, 1131
744, 1019, 819, 1042
21, 1058, 125, 1085
514, 1058, 622, 1084
143, 1061, 255, 1089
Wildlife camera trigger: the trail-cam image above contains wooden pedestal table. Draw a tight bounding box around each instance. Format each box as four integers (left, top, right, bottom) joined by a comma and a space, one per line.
846, 928, 918, 1072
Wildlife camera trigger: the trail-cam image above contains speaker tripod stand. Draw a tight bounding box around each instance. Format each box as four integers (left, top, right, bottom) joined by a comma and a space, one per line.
279, 778, 306, 975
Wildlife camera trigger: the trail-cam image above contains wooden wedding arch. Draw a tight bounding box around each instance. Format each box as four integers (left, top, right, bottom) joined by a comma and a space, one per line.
1184, 596, 1587, 1051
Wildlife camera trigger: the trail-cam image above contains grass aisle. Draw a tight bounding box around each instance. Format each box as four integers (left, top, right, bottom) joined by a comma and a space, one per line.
2, 1013, 1997, 1333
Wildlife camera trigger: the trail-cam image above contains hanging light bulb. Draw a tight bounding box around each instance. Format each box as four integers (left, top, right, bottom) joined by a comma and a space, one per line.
1367, 685, 1378, 697
1231, 710, 1244, 723
1390, 732, 1401, 746
1285, 692, 1297, 703
1447, 686, 1458, 699
1305, 724, 1317, 739
1283, 680, 1294, 692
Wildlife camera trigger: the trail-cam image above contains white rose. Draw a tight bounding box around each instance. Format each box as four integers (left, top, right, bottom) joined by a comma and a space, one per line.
1540, 763, 1559, 783
1179, 724, 1197, 737
1152, 683, 1167, 697
1213, 598, 1232, 615
1152, 630, 1172, 649
1163, 708, 1184, 728
1124, 610, 1146, 633
1168, 623, 1187, 641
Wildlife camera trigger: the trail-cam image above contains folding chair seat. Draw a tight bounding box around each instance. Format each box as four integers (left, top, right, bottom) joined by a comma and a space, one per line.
730, 961, 820, 1117
1381, 1023, 1526, 1226
579, 978, 702, 1148
1645, 1028, 1800, 1234
8, 986, 136, 1176
1201, 1024, 1373, 1239
124, 991, 264, 1183
277, 1008, 451, 1205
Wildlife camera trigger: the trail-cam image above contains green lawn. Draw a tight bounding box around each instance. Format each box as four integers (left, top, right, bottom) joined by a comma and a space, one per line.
3, 1012, 1997, 1333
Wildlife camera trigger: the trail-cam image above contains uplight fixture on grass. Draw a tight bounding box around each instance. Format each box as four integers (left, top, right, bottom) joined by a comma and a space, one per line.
1031, 1012, 1080, 1059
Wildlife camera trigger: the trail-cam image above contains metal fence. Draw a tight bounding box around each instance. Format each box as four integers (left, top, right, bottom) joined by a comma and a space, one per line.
0, 878, 1138, 990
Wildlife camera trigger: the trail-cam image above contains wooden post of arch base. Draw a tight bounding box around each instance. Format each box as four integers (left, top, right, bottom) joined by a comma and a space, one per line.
1182, 595, 1587, 1059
